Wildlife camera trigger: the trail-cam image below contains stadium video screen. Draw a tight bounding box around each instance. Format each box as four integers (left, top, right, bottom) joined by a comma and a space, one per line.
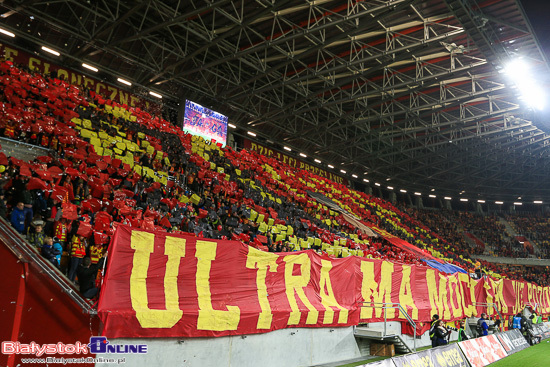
183, 100, 228, 147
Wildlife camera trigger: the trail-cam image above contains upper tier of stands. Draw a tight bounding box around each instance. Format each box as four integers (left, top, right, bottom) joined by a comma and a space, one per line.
0, 59, 547, 288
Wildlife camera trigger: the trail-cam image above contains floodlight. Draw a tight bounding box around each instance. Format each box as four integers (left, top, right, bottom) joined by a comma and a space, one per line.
117, 77, 131, 86
504, 58, 546, 110
82, 63, 98, 72
41, 46, 60, 56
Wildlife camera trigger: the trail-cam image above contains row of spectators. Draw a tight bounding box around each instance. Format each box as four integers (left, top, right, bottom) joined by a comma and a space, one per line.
0, 57, 547, 294
505, 214, 550, 258
398, 208, 548, 282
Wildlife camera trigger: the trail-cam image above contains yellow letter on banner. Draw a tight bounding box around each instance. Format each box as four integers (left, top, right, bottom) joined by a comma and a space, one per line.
319, 260, 348, 324
284, 253, 318, 325
426, 269, 450, 320
245, 247, 279, 329
196, 240, 241, 331
458, 273, 476, 317
360, 261, 395, 319
484, 278, 495, 316
130, 232, 184, 328
398, 265, 418, 320
447, 276, 463, 319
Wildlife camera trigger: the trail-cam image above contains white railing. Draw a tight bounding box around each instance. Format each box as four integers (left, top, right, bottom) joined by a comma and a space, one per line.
358, 301, 417, 352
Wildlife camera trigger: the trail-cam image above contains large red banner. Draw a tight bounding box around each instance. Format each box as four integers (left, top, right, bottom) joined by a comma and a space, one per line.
98, 226, 550, 338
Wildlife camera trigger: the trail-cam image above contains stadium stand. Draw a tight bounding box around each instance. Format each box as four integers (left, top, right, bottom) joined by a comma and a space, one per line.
1, 1, 550, 366
0, 58, 548, 293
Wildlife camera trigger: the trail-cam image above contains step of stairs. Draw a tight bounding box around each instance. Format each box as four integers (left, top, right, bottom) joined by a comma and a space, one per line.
353, 327, 413, 354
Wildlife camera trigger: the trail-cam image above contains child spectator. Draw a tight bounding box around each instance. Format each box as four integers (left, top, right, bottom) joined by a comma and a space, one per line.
52, 237, 63, 269
28, 223, 45, 250
41, 236, 57, 265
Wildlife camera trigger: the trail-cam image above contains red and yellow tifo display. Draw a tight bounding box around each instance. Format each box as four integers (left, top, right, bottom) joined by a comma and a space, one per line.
98, 226, 550, 338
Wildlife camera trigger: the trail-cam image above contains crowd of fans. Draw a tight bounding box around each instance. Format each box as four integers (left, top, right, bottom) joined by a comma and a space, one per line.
506, 213, 550, 258
0, 57, 548, 300
457, 212, 532, 258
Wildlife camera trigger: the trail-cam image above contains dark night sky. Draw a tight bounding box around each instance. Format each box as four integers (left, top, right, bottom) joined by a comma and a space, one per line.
520, 0, 550, 62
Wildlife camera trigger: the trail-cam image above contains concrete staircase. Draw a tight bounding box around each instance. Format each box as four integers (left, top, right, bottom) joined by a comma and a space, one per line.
498, 216, 541, 257
498, 216, 518, 237
354, 327, 413, 354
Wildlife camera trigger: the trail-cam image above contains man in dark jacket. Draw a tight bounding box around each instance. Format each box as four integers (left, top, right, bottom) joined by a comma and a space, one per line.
76, 257, 99, 299
10, 201, 26, 233
0, 189, 7, 218
434, 320, 450, 346
477, 313, 489, 336
429, 314, 440, 347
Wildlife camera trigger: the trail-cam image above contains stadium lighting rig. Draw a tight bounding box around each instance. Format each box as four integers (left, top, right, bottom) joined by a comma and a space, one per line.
82, 63, 98, 72
504, 59, 546, 110
41, 46, 60, 56
117, 77, 132, 86
0, 27, 15, 37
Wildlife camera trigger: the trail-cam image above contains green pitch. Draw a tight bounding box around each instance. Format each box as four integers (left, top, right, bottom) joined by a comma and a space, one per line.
491, 340, 550, 367
335, 341, 550, 367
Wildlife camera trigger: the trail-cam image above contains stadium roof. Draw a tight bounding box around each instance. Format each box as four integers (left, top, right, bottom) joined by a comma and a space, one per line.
1, 0, 550, 202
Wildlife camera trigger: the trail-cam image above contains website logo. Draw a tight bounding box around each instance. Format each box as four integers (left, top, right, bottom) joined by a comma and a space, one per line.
88, 337, 147, 354
1, 341, 88, 356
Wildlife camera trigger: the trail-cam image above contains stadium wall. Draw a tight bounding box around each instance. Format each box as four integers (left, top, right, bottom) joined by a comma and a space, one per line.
94, 321, 452, 367
95, 326, 369, 367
